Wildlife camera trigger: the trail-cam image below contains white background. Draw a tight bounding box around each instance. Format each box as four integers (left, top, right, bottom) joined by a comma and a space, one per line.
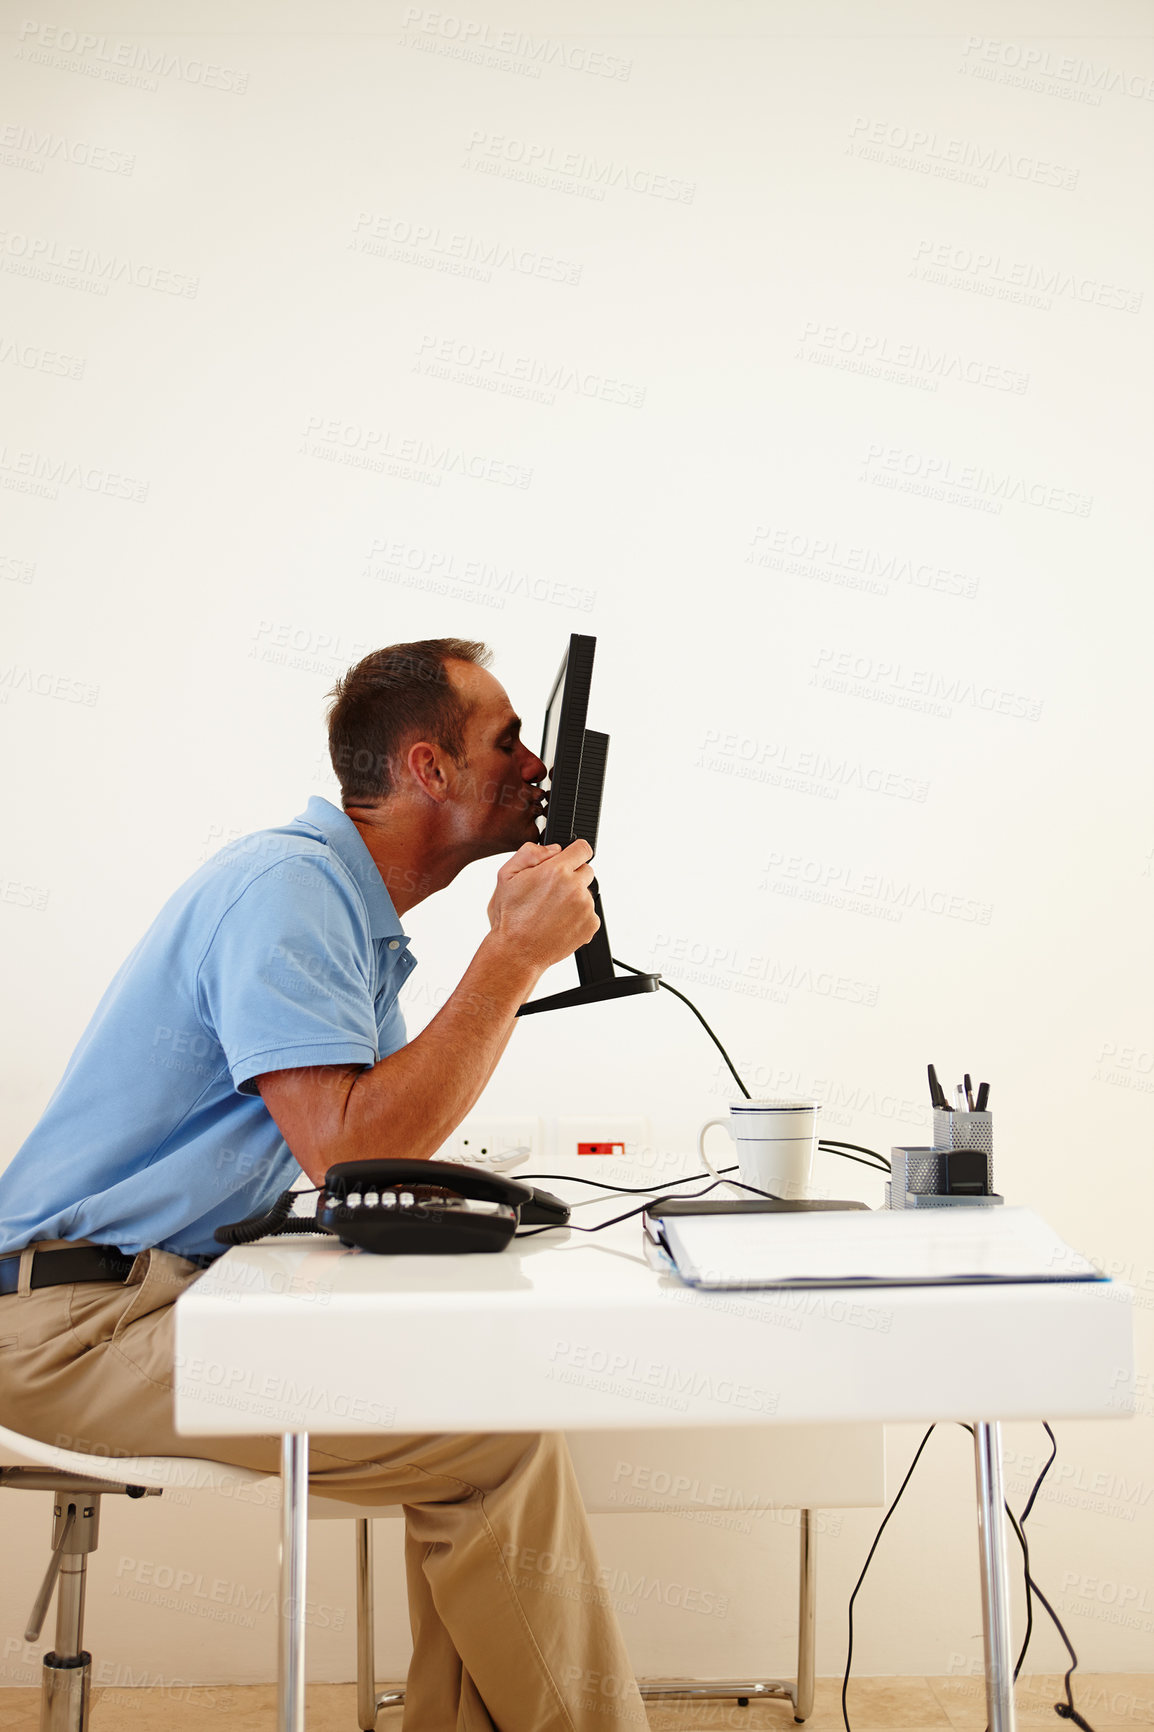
2, 0, 1152, 1693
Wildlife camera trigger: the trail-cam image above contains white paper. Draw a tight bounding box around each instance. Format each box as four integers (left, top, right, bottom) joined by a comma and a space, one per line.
657, 1206, 1102, 1289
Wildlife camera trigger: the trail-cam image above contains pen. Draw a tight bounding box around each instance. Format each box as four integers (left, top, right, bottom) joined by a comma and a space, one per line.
975, 1081, 990, 1112
964, 1074, 975, 1111
956, 1085, 966, 1113
928, 1064, 946, 1110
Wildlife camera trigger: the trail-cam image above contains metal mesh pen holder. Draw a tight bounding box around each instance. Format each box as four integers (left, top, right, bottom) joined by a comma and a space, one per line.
933, 1107, 992, 1162
885, 1112, 994, 1208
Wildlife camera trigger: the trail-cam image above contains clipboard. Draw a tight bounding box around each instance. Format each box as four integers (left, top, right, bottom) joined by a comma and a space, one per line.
643, 1202, 1104, 1290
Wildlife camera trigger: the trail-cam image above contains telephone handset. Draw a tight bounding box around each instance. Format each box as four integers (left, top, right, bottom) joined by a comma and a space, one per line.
215, 1159, 570, 1255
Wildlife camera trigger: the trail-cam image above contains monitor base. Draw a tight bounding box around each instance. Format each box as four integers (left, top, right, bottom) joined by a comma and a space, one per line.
517, 973, 661, 1016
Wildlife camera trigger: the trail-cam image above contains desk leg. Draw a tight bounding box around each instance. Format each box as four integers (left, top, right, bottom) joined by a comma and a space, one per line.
973, 1422, 1016, 1732
279, 1431, 309, 1732
794, 1509, 816, 1722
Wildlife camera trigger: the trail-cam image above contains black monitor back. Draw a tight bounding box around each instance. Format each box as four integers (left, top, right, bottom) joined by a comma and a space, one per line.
540, 634, 604, 852
518, 634, 658, 1016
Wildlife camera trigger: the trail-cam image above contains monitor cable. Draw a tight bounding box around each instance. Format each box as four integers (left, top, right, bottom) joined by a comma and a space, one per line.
841, 1424, 1098, 1732
517, 1155, 888, 1236
515, 1171, 789, 1237
614, 956, 751, 1100
961, 1422, 1094, 1731
612, 957, 890, 1174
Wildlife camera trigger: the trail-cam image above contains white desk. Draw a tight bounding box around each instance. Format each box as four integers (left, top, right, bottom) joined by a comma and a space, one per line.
174, 1213, 1134, 1732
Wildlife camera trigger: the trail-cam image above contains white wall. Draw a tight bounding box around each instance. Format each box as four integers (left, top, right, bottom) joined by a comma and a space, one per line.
2, 0, 1151, 1689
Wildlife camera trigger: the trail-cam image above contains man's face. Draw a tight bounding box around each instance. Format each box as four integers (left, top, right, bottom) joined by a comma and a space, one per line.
441, 660, 548, 857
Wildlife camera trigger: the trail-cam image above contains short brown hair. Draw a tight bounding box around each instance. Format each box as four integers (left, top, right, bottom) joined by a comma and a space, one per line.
326, 638, 492, 804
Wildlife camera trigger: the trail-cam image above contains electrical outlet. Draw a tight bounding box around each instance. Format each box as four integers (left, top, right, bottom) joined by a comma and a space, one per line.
439, 1117, 542, 1172
557, 1117, 651, 1163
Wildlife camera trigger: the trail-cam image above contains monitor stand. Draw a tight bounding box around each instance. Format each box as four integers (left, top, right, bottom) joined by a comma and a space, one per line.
516, 882, 661, 1015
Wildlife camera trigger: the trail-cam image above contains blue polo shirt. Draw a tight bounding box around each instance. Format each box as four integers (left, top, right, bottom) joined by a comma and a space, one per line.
0, 798, 417, 1260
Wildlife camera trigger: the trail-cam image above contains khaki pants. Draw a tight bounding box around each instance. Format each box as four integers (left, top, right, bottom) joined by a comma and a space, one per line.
0, 1244, 648, 1732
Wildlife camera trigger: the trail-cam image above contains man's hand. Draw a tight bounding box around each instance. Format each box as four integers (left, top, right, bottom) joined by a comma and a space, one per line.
486, 838, 600, 970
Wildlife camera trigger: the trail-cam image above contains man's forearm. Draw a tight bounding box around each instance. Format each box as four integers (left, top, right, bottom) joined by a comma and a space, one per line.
258, 840, 596, 1182
332, 932, 541, 1168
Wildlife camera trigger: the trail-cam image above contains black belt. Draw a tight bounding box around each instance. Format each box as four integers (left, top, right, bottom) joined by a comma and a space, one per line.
0, 1245, 137, 1298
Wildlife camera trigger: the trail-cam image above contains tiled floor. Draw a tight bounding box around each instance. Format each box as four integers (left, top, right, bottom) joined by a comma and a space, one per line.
0, 1675, 1150, 1730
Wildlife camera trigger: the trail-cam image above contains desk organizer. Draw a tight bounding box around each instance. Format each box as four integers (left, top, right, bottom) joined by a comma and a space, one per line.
886, 1111, 1000, 1209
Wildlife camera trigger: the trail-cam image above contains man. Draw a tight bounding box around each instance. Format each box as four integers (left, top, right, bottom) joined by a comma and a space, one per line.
0, 638, 649, 1731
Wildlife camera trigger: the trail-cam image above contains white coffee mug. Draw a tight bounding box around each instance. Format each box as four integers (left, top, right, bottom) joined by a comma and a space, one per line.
698, 1100, 821, 1200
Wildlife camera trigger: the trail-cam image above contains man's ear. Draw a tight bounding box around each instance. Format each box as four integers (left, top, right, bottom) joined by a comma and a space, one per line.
405, 740, 451, 803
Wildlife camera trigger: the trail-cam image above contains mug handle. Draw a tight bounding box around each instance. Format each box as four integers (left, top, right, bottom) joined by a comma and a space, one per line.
697, 1117, 733, 1183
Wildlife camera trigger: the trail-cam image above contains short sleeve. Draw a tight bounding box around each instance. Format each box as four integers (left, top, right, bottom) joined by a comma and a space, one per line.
196, 854, 380, 1095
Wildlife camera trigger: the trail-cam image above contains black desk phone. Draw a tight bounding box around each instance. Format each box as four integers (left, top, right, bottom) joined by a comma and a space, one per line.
215, 1160, 570, 1255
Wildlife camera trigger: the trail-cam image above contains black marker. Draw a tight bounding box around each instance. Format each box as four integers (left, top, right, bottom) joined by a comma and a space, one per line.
975, 1081, 990, 1112
928, 1063, 948, 1110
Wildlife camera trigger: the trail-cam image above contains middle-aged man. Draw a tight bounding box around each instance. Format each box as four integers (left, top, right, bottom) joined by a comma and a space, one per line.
0, 638, 650, 1731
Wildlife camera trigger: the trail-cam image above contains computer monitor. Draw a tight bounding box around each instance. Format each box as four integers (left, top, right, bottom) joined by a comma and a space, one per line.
517, 634, 661, 1016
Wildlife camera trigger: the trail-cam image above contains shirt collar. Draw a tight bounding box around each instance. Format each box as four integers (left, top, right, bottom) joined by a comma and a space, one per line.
293, 796, 409, 944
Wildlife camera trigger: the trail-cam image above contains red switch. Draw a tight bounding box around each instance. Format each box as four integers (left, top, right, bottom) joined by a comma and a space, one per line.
578, 1141, 626, 1156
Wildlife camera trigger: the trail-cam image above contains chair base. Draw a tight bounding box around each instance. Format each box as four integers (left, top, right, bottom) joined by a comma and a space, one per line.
640, 1676, 795, 1706
365, 1677, 800, 1721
